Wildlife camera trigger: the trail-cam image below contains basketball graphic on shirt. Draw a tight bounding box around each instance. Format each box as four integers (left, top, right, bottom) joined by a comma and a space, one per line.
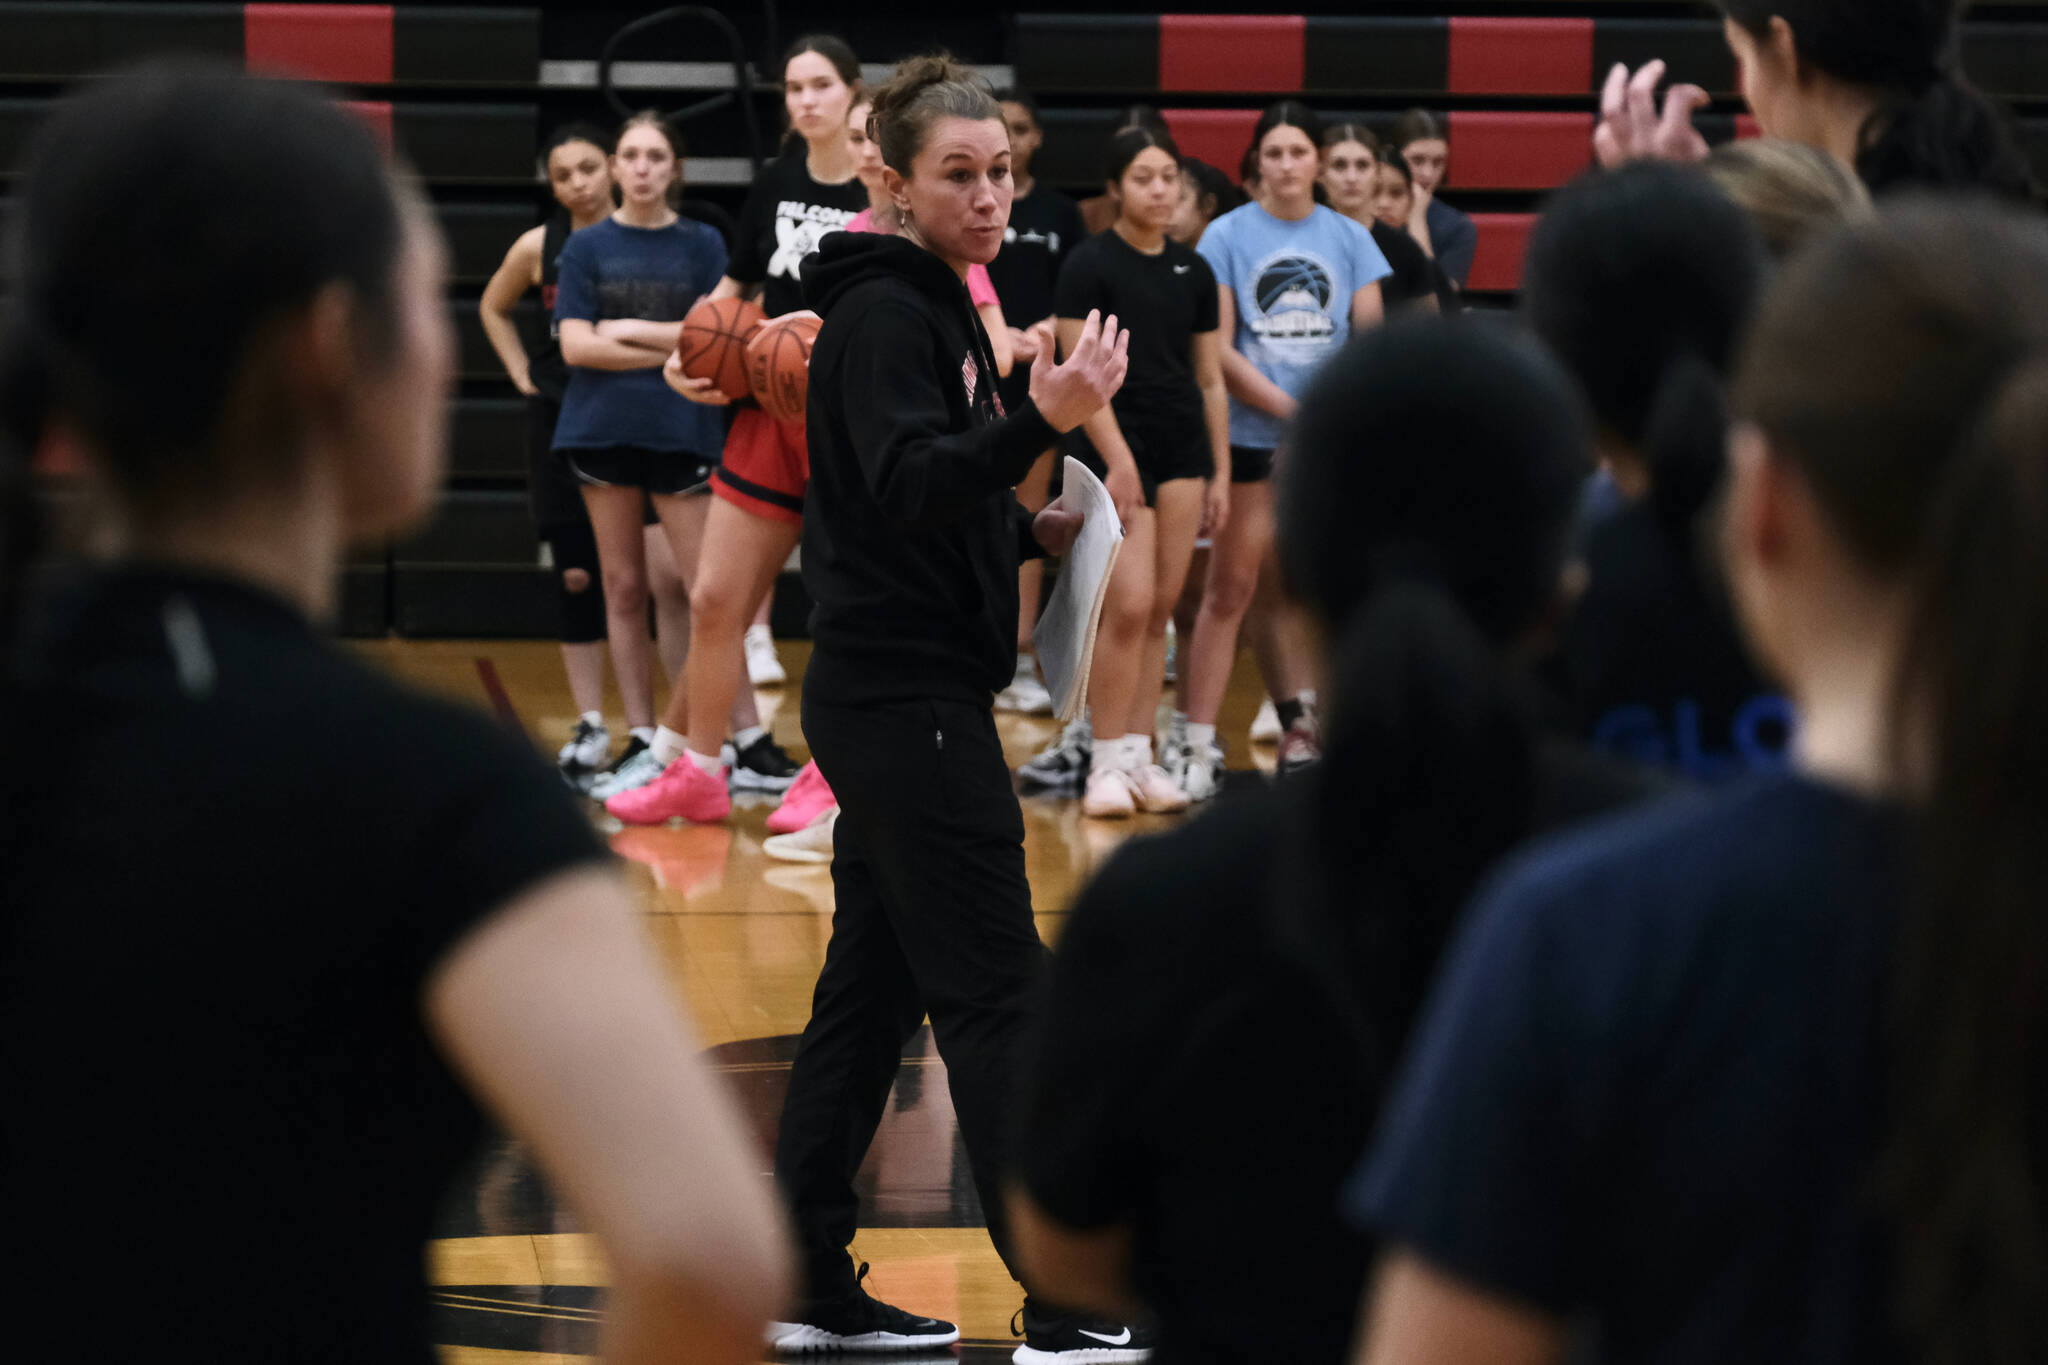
1248, 251, 1339, 349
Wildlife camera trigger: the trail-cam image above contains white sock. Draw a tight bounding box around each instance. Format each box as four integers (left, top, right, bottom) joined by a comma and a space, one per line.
1187, 722, 1216, 751
1300, 689, 1317, 706
1014, 652, 1036, 680
686, 747, 723, 776
629, 725, 656, 746
580, 709, 605, 728
733, 725, 766, 751
651, 725, 689, 765
1127, 735, 1155, 770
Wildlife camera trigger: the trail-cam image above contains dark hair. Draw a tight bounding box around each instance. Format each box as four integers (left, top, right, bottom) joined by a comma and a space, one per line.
1250, 100, 1323, 160
1237, 139, 1261, 187
1391, 108, 1446, 150
1322, 122, 1383, 159
1104, 126, 1181, 188
1377, 155, 1414, 189
1114, 104, 1171, 142
995, 89, 1041, 128
1, 63, 403, 636
1731, 199, 2048, 1365
868, 52, 1001, 176
542, 121, 610, 170
1279, 317, 1590, 1061
1522, 163, 1768, 530
1719, 0, 2036, 199
782, 33, 861, 90
1182, 157, 1244, 219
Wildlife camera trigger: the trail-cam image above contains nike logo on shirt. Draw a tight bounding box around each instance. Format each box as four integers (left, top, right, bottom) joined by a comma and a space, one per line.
1080, 1327, 1133, 1345
1173, 264, 1191, 274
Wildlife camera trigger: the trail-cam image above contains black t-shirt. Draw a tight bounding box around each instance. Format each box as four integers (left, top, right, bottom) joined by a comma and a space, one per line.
1353, 774, 1900, 1361
2, 564, 608, 1363
987, 182, 1086, 330
1053, 229, 1219, 453
728, 149, 867, 318
1370, 220, 1438, 313
1557, 497, 1795, 779
1018, 742, 1665, 1365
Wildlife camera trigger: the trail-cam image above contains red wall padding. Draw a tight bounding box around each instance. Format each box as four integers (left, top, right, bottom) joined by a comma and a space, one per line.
1159, 14, 1305, 93
341, 99, 394, 151
1467, 213, 1537, 292
245, 4, 393, 84
1162, 108, 1262, 183
1447, 17, 1592, 95
1447, 112, 1594, 190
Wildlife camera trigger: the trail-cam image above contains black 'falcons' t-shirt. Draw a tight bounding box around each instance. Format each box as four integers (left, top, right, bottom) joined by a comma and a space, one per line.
3, 564, 608, 1363
728, 148, 867, 318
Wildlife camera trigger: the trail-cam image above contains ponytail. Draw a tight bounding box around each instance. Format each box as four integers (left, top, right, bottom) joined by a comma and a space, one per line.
1641, 352, 1731, 533
1860, 73, 2040, 202
1884, 350, 2048, 1364
1292, 576, 1540, 1059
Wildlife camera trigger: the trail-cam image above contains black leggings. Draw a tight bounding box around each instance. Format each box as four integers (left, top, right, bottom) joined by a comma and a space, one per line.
531, 396, 607, 645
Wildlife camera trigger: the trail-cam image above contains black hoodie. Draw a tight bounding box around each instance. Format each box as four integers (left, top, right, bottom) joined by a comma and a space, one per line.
799, 231, 1059, 706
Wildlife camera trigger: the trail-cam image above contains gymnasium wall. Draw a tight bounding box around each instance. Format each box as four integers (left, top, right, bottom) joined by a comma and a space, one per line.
5, 1, 2047, 638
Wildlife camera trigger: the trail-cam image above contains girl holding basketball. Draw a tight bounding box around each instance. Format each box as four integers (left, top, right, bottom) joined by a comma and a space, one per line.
608, 36, 869, 829
1055, 126, 1229, 819
1180, 102, 1390, 801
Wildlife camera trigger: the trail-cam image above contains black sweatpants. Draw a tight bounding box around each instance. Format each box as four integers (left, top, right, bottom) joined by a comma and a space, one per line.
777, 690, 1048, 1297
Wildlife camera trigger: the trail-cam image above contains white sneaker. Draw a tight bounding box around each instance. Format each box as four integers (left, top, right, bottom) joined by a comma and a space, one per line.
763, 807, 837, 863
1181, 751, 1221, 803
1081, 767, 1136, 819
590, 743, 666, 800
744, 623, 786, 686
995, 674, 1055, 714
1250, 697, 1282, 744
1128, 763, 1190, 813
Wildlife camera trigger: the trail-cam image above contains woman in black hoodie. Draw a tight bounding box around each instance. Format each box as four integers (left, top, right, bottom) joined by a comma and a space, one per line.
765, 54, 1138, 1360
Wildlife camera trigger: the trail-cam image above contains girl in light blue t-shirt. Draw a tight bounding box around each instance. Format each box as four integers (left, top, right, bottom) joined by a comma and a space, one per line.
1180, 101, 1390, 799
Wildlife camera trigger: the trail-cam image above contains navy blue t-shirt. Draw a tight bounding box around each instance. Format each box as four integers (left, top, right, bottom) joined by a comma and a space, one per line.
551, 216, 726, 455
1351, 773, 1902, 1362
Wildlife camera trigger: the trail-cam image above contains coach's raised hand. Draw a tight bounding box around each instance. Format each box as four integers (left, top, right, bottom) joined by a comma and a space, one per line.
1030, 308, 1130, 434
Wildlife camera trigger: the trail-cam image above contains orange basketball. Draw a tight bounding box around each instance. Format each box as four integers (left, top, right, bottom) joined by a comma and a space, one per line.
676, 296, 764, 400
744, 313, 823, 425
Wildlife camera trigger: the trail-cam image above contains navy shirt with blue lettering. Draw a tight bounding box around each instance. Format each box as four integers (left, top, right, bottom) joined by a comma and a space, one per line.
551, 215, 726, 455
1558, 497, 1795, 778
1352, 773, 1901, 1361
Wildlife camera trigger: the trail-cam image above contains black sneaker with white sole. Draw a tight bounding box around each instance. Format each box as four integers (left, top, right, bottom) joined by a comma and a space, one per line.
1018, 715, 1092, 791
766, 1264, 959, 1354
728, 733, 801, 792
1011, 1299, 1154, 1363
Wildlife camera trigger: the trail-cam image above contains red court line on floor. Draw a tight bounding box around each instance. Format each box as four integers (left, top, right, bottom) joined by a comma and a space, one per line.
474, 657, 521, 731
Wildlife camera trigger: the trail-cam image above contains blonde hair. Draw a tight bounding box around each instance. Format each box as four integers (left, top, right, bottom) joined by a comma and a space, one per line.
1702, 138, 1872, 259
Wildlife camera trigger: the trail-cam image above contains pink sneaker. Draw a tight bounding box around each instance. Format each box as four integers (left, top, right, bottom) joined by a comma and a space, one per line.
767, 760, 835, 835
607, 756, 732, 825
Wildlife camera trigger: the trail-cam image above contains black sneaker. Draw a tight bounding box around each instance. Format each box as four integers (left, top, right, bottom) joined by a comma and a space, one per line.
766, 1263, 960, 1354
1011, 1299, 1154, 1363
727, 733, 801, 792
1018, 715, 1092, 791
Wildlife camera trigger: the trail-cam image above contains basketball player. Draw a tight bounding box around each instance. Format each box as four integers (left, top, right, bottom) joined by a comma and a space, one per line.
1048, 127, 1229, 819
1319, 125, 1441, 315
1179, 102, 1390, 800
608, 36, 869, 826
1, 65, 786, 1363
769, 53, 1149, 1361
480, 123, 695, 791
551, 113, 771, 802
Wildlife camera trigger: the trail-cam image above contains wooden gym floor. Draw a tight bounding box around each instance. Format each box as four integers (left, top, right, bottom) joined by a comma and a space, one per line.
354, 636, 1277, 1363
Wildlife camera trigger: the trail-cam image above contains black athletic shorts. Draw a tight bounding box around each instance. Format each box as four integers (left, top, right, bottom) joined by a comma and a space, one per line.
527, 398, 588, 532
562, 444, 716, 498
1229, 444, 1276, 485
1068, 423, 1212, 508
